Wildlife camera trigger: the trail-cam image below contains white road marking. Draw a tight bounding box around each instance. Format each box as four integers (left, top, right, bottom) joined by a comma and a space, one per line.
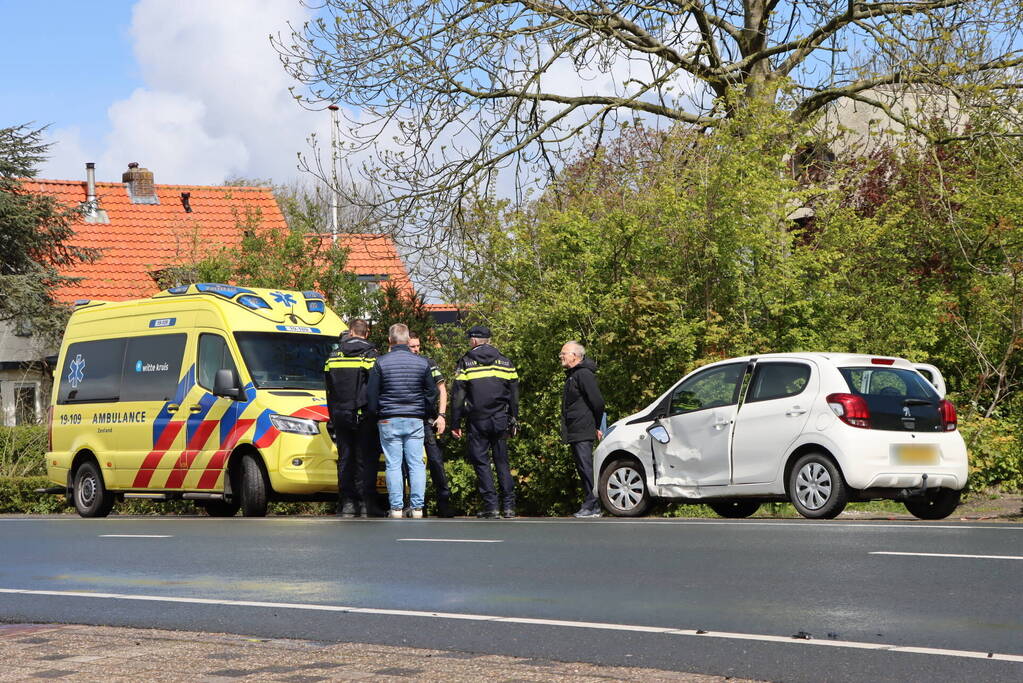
98, 534, 172, 538
0, 588, 1020, 664
1, 517, 1022, 531
397, 538, 502, 543
871, 551, 1023, 561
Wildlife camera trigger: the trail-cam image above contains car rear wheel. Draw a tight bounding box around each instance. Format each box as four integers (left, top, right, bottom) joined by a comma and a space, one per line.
904, 488, 961, 520
788, 453, 848, 519
72, 460, 115, 518
236, 454, 269, 517
707, 500, 761, 519
599, 458, 651, 517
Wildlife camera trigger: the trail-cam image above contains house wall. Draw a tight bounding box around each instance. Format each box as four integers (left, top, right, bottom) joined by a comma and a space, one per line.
0, 322, 56, 426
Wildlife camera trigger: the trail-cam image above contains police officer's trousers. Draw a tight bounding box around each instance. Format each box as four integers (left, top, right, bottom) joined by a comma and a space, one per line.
333, 412, 381, 509
467, 417, 515, 512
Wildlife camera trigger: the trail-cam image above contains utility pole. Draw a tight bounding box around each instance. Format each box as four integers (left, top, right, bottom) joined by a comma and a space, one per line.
328, 104, 340, 243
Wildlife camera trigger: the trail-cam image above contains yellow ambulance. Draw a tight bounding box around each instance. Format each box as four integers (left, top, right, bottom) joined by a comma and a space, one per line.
45, 284, 345, 517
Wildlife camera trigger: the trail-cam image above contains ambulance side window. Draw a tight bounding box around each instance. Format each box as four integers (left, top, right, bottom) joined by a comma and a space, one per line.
58, 338, 126, 404
198, 334, 238, 391
120, 334, 187, 402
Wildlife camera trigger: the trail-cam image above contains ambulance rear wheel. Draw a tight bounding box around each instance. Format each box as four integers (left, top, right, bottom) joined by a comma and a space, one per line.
73, 460, 115, 518
196, 499, 240, 517
237, 454, 269, 517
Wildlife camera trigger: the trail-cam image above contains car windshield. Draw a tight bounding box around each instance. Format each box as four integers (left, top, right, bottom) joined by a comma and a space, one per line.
839, 367, 939, 401
234, 332, 335, 390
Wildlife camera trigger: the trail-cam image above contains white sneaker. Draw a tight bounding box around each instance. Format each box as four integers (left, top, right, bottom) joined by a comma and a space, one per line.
411, 509, 424, 519
388, 509, 404, 519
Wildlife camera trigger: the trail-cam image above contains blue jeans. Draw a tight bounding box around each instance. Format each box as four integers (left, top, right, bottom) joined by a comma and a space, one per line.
378, 417, 426, 511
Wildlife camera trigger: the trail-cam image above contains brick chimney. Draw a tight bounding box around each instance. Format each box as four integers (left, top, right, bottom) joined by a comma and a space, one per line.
122, 162, 159, 204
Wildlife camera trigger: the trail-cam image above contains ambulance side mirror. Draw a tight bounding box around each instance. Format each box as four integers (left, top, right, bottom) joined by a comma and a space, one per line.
213, 368, 241, 399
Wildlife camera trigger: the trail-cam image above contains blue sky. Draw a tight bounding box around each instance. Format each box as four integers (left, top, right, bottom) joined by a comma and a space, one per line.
2, 1, 139, 164
1, 0, 327, 185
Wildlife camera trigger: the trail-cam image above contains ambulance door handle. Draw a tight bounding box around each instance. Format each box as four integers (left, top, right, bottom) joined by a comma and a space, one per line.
166, 404, 180, 413
188, 405, 204, 413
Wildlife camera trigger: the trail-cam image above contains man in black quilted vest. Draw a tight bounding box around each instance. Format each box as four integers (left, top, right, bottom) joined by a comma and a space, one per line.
367, 323, 438, 519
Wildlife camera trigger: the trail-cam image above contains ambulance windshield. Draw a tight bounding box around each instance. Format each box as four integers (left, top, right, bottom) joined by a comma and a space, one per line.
235, 332, 335, 390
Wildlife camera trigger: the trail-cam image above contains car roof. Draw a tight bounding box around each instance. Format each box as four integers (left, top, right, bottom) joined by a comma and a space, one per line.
703, 352, 916, 369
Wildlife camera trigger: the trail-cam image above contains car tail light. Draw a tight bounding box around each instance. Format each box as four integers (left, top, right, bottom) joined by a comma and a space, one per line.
47, 405, 54, 451
827, 393, 871, 428
871, 358, 895, 365
939, 399, 957, 431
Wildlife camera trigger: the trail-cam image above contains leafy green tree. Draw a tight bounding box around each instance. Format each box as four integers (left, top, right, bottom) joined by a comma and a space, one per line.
276, 0, 1023, 240
0, 124, 97, 342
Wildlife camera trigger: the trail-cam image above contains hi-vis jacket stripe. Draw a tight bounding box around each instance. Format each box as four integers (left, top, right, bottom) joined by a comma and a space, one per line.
324, 355, 376, 370
454, 364, 518, 381
130, 363, 328, 490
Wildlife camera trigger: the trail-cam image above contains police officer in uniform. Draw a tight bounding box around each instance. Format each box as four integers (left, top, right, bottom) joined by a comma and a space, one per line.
451, 325, 519, 519
408, 333, 454, 517
323, 319, 380, 517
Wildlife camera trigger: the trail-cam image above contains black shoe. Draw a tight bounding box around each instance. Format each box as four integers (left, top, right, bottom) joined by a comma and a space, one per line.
501, 508, 516, 519
573, 507, 602, 518
436, 501, 456, 518
338, 501, 357, 518
476, 510, 500, 519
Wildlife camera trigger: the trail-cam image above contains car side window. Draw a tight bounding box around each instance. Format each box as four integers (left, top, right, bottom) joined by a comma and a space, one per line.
668, 364, 744, 416
198, 334, 238, 391
121, 334, 187, 402
746, 363, 811, 403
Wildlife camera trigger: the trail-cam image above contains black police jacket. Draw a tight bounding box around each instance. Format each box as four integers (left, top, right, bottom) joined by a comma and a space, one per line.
561, 356, 605, 444
451, 344, 519, 426
323, 336, 378, 416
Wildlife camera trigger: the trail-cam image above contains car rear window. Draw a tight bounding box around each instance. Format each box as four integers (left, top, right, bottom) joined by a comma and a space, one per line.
839, 367, 942, 432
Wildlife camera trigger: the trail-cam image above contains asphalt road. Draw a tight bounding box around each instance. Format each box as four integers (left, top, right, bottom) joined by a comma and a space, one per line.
1, 515, 1021, 682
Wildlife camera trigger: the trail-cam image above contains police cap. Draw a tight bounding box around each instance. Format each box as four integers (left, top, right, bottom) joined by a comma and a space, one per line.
467, 325, 492, 339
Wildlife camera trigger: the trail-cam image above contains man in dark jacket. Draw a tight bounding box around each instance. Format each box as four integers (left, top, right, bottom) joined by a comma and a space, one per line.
451, 325, 519, 518
367, 323, 438, 518
323, 319, 379, 517
560, 341, 605, 518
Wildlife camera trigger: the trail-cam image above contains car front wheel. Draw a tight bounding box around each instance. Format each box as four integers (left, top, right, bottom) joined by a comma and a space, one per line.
904, 488, 961, 520
236, 454, 269, 517
599, 458, 651, 517
788, 453, 848, 519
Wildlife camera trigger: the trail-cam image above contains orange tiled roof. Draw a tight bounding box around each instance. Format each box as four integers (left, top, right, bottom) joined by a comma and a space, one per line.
24, 178, 412, 302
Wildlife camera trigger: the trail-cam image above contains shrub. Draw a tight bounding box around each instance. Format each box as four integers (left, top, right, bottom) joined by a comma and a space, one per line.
960, 412, 1023, 492
0, 426, 47, 478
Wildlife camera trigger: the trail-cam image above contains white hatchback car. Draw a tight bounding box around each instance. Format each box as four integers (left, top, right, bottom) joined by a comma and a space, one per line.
593, 353, 967, 520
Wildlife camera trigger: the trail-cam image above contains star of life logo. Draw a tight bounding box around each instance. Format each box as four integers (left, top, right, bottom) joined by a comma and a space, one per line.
68, 354, 86, 388
270, 291, 297, 306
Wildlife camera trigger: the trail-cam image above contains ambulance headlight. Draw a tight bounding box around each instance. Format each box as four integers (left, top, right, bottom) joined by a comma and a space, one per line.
269, 414, 319, 436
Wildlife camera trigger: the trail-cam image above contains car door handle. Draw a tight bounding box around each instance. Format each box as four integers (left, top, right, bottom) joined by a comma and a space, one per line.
166, 404, 180, 413
188, 405, 204, 413
786, 408, 807, 417
713, 420, 731, 430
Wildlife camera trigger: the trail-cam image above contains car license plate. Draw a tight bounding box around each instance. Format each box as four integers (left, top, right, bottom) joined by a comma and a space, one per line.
891, 443, 939, 465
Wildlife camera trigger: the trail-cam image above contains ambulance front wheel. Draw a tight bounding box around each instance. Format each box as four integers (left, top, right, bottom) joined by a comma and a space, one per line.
236, 454, 269, 517
72, 460, 115, 518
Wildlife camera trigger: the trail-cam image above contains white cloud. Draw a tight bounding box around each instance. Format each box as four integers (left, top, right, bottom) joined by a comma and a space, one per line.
44, 0, 326, 186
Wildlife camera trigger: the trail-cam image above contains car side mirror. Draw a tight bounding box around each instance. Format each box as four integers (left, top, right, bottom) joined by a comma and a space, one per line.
647, 424, 670, 444
213, 368, 241, 399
